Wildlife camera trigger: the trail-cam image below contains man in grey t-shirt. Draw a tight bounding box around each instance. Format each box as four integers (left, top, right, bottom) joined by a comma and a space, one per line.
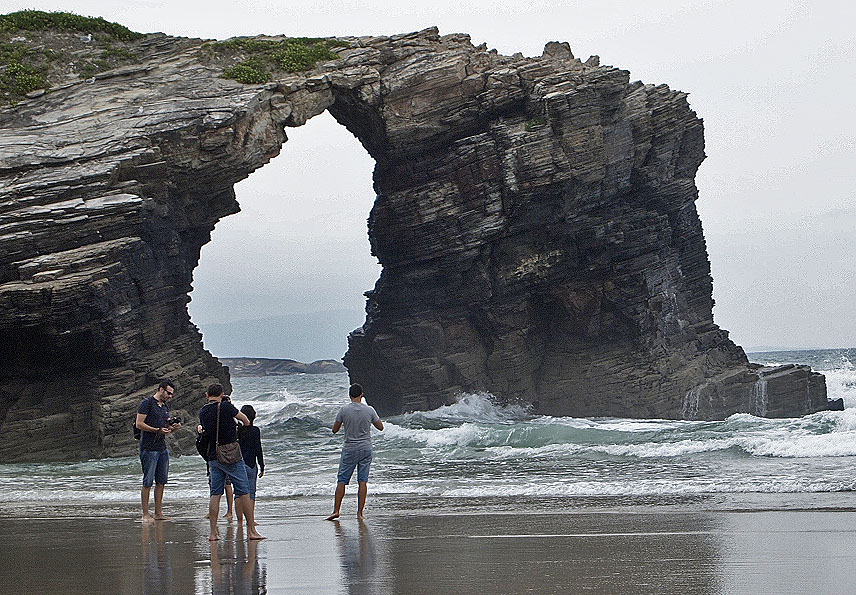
325, 383, 384, 520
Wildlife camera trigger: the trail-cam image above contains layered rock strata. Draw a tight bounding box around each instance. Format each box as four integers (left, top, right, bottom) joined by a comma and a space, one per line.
0, 28, 826, 460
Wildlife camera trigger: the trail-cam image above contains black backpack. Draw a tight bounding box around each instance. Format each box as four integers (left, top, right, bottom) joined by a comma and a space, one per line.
196, 429, 210, 459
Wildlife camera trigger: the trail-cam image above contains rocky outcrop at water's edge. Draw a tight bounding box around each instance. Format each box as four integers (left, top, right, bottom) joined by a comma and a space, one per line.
0, 25, 827, 460
220, 358, 346, 376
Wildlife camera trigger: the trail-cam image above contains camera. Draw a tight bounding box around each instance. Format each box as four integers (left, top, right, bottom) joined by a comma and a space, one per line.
168, 416, 182, 426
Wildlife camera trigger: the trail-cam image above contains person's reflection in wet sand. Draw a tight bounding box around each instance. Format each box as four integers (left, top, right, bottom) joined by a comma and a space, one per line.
334, 519, 378, 594
142, 519, 172, 594
235, 525, 267, 594
209, 524, 267, 595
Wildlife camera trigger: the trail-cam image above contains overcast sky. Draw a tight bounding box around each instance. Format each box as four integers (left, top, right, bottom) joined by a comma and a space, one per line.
11, 1, 854, 354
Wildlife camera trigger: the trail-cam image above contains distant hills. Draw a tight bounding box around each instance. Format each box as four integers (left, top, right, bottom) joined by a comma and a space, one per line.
220, 357, 345, 376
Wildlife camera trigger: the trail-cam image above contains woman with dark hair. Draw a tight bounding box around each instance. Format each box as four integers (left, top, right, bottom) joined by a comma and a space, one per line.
236, 404, 265, 527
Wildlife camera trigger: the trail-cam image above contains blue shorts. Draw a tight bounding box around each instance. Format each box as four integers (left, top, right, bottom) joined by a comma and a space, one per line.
209, 459, 250, 498
246, 465, 259, 500
140, 448, 169, 487
337, 448, 372, 484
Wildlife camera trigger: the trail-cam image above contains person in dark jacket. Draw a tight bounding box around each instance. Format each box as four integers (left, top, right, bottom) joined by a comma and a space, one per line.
236, 404, 265, 527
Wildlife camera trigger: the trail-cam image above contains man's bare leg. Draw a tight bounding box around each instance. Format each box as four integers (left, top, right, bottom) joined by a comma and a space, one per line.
153, 484, 169, 520
223, 484, 234, 520
237, 494, 265, 540
141, 486, 154, 522
209, 495, 222, 541
357, 481, 368, 520
325, 482, 346, 521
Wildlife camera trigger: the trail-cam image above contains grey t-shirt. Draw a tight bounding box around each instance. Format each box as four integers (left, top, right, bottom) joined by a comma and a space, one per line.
335, 401, 380, 450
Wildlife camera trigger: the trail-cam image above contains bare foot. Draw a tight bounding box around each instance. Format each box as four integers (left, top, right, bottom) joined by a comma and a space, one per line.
248, 530, 266, 540
357, 514, 365, 521
325, 512, 340, 521
209, 533, 220, 541
154, 514, 170, 521
141, 514, 154, 523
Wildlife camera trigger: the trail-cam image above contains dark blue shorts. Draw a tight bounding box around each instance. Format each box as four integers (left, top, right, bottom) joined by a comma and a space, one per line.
209, 460, 250, 498
140, 448, 169, 487
246, 465, 259, 500
337, 448, 372, 484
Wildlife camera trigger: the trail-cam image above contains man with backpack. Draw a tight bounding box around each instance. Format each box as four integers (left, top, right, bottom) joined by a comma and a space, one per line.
135, 380, 181, 522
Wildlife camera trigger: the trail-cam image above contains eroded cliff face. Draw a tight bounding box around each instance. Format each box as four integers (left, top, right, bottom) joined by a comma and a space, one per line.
0, 28, 826, 460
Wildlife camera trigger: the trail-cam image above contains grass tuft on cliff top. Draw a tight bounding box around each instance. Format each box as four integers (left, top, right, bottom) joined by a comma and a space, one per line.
0, 10, 143, 41
211, 37, 349, 84
0, 10, 145, 105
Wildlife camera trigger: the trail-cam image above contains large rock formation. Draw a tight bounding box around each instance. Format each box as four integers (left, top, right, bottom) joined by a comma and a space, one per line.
0, 25, 826, 460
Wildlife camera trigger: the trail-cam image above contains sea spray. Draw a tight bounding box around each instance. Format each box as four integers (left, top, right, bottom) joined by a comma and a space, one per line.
752, 375, 768, 416
681, 385, 702, 419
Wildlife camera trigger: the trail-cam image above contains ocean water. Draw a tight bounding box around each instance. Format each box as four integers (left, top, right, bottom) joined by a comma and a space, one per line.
3, 348, 855, 516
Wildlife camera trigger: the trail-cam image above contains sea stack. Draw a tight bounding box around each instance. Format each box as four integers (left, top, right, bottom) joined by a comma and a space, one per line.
0, 23, 826, 460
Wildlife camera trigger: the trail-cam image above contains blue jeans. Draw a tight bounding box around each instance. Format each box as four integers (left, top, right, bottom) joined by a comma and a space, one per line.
337, 448, 372, 484
140, 448, 169, 487
208, 459, 250, 498
245, 464, 259, 500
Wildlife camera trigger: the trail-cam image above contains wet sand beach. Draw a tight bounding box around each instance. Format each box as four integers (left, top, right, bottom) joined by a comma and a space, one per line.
3, 503, 856, 594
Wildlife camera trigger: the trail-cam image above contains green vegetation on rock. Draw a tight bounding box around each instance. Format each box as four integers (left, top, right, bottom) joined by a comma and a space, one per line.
0, 10, 143, 41
0, 41, 48, 103
525, 116, 547, 131
0, 10, 145, 105
212, 37, 349, 84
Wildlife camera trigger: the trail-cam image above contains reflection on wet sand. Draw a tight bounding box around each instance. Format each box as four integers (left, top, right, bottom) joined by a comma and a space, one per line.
4, 511, 856, 593
141, 521, 171, 593
203, 525, 267, 595
333, 519, 380, 594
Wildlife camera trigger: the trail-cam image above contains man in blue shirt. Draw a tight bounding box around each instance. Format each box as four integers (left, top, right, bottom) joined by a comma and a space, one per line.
136, 380, 181, 522
326, 383, 384, 521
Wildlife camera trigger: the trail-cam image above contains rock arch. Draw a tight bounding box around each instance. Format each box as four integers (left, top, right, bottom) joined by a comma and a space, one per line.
0, 28, 826, 460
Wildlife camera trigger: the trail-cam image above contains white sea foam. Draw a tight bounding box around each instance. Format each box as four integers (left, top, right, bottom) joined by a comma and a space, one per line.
399, 392, 530, 424
738, 432, 856, 458
825, 368, 856, 406
440, 477, 856, 498
530, 416, 691, 432
382, 421, 488, 448
595, 439, 735, 458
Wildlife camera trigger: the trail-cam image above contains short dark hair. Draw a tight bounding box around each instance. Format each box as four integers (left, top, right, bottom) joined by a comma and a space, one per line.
349, 383, 363, 398
240, 404, 256, 423
159, 380, 174, 391
207, 383, 224, 397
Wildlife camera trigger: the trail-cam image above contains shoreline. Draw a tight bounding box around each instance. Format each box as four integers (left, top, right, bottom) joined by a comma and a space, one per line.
5, 489, 856, 517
